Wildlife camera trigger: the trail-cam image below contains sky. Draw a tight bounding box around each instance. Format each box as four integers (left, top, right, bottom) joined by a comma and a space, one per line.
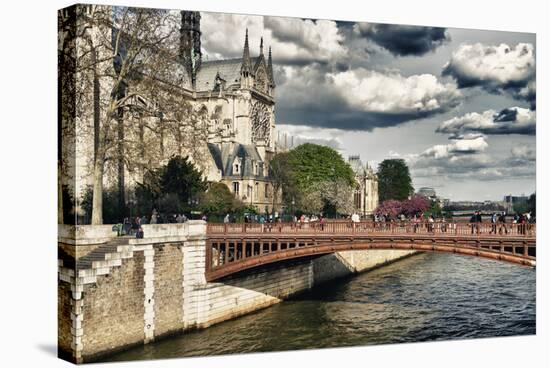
198, 11, 536, 202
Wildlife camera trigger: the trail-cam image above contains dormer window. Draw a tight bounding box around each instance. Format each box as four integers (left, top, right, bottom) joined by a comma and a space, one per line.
233, 157, 242, 175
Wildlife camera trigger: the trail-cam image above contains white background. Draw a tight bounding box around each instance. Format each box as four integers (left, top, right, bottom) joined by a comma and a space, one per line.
0, 0, 547, 366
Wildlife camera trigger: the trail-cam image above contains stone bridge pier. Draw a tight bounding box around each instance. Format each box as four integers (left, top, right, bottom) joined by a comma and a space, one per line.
58, 221, 416, 363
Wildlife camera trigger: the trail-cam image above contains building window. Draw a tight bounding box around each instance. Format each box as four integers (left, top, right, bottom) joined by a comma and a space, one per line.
233, 182, 240, 196
255, 182, 259, 201
234, 164, 240, 174
247, 185, 252, 199
265, 183, 269, 199
354, 190, 362, 209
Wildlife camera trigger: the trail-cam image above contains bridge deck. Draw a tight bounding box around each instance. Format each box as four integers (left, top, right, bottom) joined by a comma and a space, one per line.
205, 221, 536, 281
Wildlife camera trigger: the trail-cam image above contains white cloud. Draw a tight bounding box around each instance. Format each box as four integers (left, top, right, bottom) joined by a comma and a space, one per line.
443, 43, 536, 106
444, 43, 535, 86
331, 68, 462, 114
419, 136, 488, 159
200, 13, 347, 64
436, 107, 536, 135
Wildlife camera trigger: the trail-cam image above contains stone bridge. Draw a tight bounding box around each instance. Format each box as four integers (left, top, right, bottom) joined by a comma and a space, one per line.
58, 220, 535, 363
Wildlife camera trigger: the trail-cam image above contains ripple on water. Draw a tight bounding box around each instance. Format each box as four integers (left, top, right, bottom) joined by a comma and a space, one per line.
106, 252, 535, 362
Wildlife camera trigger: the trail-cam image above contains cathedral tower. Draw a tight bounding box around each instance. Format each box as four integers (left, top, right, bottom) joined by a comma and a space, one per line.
180, 11, 202, 88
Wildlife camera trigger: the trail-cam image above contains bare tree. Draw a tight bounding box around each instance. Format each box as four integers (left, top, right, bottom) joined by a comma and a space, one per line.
70, 5, 211, 224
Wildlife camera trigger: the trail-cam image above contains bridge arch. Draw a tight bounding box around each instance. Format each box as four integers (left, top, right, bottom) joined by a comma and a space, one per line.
205, 222, 536, 281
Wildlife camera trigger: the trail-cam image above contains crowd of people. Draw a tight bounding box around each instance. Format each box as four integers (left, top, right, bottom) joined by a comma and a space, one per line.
114, 208, 535, 238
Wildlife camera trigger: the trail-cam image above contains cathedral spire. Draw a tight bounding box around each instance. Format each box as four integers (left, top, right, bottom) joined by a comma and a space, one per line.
259, 37, 264, 56
267, 46, 275, 86
241, 28, 251, 75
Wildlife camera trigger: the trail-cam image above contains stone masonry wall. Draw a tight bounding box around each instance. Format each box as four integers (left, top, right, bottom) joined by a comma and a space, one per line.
190, 260, 314, 329
58, 282, 73, 358
312, 250, 417, 284
153, 243, 184, 338
80, 252, 146, 360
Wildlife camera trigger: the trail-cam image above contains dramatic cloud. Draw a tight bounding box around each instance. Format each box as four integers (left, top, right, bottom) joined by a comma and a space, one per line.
443, 43, 536, 106
436, 107, 536, 135
354, 23, 449, 56
277, 65, 462, 131
200, 13, 348, 65
405, 135, 535, 182
332, 68, 461, 114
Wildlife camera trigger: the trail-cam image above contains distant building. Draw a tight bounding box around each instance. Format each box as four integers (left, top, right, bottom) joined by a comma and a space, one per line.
348, 155, 379, 217
417, 187, 437, 199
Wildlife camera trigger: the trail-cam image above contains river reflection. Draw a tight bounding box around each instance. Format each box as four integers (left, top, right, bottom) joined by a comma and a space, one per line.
107, 252, 535, 362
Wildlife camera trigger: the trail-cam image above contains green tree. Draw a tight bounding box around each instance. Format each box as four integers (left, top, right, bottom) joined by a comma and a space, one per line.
200, 182, 244, 219
527, 193, 536, 216
160, 156, 206, 206
424, 200, 442, 218
513, 199, 528, 215
269, 151, 296, 211
134, 156, 206, 216
285, 143, 355, 215
377, 159, 413, 201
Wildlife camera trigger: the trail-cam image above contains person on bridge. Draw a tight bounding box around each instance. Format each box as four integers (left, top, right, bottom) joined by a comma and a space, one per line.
490, 213, 498, 234
224, 214, 230, 224
498, 212, 508, 234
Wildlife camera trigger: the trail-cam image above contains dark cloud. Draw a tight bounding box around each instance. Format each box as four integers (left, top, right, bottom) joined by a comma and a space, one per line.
442, 43, 536, 107
354, 23, 449, 56
276, 65, 462, 131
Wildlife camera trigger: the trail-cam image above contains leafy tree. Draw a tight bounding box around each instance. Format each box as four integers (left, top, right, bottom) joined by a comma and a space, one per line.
375, 200, 403, 218
377, 159, 413, 201
285, 143, 355, 215
401, 195, 430, 217
268, 151, 295, 212
288, 144, 355, 190
134, 156, 206, 216
160, 156, 206, 206
200, 182, 243, 218
375, 195, 430, 219
513, 200, 528, 215
527, 193, 536, 216
424, 200, 442, 218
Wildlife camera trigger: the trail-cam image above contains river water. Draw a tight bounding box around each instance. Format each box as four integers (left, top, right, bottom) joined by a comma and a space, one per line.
107, 252, 535, 362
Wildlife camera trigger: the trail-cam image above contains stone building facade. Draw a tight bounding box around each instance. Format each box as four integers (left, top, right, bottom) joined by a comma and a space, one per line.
349, 155, 379, 217
62, 6, 279, 220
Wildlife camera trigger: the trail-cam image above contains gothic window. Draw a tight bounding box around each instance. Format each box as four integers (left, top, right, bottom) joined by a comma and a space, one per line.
250, 100, 271, 144
233, 182, 240, 196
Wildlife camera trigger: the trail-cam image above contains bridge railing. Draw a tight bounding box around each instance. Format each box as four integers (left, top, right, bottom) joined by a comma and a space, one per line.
206, 221, 536, 237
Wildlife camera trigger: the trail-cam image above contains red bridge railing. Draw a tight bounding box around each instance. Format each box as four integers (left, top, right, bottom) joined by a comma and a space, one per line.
207, 221, 536, 237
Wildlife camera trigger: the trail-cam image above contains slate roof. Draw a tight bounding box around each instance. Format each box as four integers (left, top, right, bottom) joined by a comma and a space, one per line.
195, 57, 259, 92
207, 143, 263, 177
